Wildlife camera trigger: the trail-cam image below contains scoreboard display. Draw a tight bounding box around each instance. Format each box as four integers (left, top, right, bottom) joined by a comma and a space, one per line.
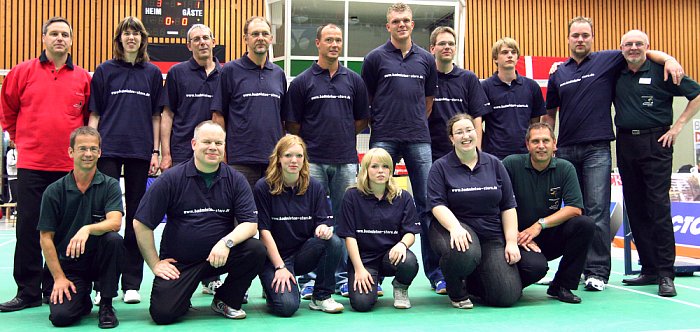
142, 0, 204, 38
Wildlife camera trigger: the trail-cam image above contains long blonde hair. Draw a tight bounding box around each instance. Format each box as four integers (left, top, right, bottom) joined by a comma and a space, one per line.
355, 148, 402, 203
265, 135, 310, 195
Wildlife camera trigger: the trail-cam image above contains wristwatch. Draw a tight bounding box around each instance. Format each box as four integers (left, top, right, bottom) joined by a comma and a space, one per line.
275, 264, 286, 271
537, 218, 547, 230
223, 238, 234, 249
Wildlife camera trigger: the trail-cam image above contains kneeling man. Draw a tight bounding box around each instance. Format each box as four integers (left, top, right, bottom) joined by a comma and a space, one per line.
503, 122, 595, 303
39, 126, 124, 328
134, 120, 266, 324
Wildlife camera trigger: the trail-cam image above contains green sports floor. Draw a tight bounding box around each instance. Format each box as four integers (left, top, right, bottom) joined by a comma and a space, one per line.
1, 223, 699, 332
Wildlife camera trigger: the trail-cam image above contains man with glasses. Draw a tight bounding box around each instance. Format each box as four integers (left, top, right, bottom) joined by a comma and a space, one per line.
212, 16, 287, 188
614, 30, 700, 297
38, 127, 123, 328
543, 16, 684, 292
361, 2, 438, 292
0, 17, 92, 312
481, 37, 546, 160
426, 26, 490, 293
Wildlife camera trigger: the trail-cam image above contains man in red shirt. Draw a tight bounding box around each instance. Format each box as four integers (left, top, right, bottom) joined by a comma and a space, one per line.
0, 16, 91, 312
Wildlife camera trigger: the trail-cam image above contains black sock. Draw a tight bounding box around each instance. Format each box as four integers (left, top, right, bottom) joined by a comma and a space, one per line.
100, 297, 113, 306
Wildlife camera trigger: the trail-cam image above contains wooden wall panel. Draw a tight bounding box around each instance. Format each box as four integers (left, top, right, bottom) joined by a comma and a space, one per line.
463, 0, 700, 80
0, 0, 265, 76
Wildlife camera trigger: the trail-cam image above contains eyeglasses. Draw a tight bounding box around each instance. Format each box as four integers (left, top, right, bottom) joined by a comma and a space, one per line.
436, 41, 456, 47
622, 41, 646, 48
76, 146, 100, 153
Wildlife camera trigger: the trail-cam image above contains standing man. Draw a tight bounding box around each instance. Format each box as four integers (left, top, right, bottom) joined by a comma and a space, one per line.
39, 127, 123, 328
0, 17, 91, 312
134, 121, 266, 325
426, 25, 489, 293
6, 140, 17, 203
285, 23, 370, 295
482, 37, 546, 160
503, 123, 594, 304
614, 30, 700, 297
160, 24, 222, 172
543, 16, 684, 291
361, 2, 439, 291
212, 16, 287, 188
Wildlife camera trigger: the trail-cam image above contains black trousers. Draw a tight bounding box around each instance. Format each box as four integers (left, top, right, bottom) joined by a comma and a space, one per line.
49, 232, 124, 327
98, 157, 149, 290
616, 130, 676, 278
518, 216, 595, 290
149, 238, 266, 325
230, 163, 267, 189
347, 249, 418, 312
15, 169, 67, 301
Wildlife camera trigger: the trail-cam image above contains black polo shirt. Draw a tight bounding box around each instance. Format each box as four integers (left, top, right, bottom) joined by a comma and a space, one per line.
502, 153, 583, 231
481, 72, 546, 159
336, 187, 420, 264
38, 171, 124, 260
429, 66, 491, 160
428, 150, 516, 240
162, 57, 222, 163
254, 177, 332, 258
614, 60, 700, 129
89, 59, 164, 160
211, 53, 287, 164
285, 62, 369, 164
546, 50, 626, 146
134, 159, 257, 264
361, 40, 438, 144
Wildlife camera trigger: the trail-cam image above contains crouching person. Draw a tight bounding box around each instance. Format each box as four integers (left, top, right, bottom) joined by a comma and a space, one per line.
255, 135, 344, 317
133, 121, 266, 324
337, 148, 420, 311
39, 127, 124, 328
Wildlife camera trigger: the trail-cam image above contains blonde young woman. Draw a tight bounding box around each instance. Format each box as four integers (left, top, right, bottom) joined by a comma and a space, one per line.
255, 135, 344, 316
336, 148, 420, 311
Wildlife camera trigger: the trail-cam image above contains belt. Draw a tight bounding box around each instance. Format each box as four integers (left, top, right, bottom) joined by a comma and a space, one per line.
618, 126, 669, 136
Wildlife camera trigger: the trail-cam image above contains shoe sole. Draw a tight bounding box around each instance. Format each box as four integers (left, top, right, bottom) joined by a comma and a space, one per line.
98, 320, 119, 329
123, 298, 141, 304
211, 304, 247, 319
394, 303, 411, 309
435, 288, 447, 295
0, 300, 42, 312
301, 294, 313, 300
309, 303, 344, 313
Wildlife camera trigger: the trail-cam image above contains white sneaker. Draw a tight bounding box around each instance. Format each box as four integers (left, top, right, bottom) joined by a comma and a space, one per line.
535, 277, 552, 285
451, 298, 474, 309
584, 276, 606, 291
93, 291, 101, 305
309, 297, 344, 313
211, 298, 246, 319
393, 287, 411, 309
123, 290, 141, 304
202, 280, 223, 295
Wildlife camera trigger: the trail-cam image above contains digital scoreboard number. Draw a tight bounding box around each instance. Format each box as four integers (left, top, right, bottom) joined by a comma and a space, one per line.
142, 0, 204, 38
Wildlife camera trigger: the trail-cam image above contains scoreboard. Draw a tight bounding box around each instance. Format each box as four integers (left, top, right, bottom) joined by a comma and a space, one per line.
142, 0, 204, 38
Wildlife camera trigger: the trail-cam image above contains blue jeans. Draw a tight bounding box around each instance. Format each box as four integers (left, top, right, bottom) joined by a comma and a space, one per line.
308, 163, 357, 288
556, 141, 612, 281
370, 141, 443, 285
260, 236, 343, 317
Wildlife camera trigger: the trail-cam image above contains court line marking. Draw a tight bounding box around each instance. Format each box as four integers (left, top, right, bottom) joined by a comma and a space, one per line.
605, 284, 700, 309
0, 239, 16, 247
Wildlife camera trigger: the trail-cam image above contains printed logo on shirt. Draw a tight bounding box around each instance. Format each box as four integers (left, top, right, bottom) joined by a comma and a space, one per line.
451, 186, 498, 192
241, 92, 281, 99
357, 229, 399, 235
183, 207, 231, 214
110, 89, 151, 97
642, 95, 654, 107
559, 73, 596, 87
548, 186, 561, 210
492, 103, 530, 110
384, 73, 424, 79
434, 97, 463, 103
271, 216, 313, 221
310, 94, 351, 101
185, 93, 214, 98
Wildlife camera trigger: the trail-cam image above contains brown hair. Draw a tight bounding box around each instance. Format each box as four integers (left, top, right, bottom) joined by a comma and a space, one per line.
430, 26, 456, 47
113, 16, 150, 63
491, 37, 520, 61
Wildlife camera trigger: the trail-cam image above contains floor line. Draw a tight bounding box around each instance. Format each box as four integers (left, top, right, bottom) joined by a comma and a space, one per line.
606, 284, 700, 309
0, 239, 16, 247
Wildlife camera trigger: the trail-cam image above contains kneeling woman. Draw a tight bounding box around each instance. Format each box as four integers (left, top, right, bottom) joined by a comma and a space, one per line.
428, 113, 522, 309
255, 135, 344, 317
337, 148, 420, 311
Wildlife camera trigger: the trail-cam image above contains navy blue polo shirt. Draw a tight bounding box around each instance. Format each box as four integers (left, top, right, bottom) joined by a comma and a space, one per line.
546, 50, 626, 147
162, 57, 222, 163
429, 66, 491, 160
211, 54, 287, 164
134, 159, 257, 264
89, 59, 164, 160
38, 171, 123, 260
481, 72, 546, 159
361, 40, 438, 144
254, 177, 332, 258
336, 187, 420, 265
428, 150, 516, 240
614, 60, 700, 129
285, 62, 370, 164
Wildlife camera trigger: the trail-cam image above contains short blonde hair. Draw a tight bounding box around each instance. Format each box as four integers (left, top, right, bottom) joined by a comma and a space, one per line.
491, 37, 520, 61
387, 2, 412, 22
355, 148, 402, 203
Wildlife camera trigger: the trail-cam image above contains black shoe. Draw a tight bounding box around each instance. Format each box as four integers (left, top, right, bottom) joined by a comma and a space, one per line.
658, 277, 677, 297
622, 274, 658, 286
98, 304, 119, 329
547, 284, 582, 304
0, 297, 42, 312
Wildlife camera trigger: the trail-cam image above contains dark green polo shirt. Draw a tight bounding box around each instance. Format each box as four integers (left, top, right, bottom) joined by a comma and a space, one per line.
38, 171, 124, 260
502, 154, 583, 231
614, 59, 700, 129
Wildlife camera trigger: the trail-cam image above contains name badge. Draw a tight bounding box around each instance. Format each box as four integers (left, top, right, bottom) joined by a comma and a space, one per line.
639, 77, 652, 85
